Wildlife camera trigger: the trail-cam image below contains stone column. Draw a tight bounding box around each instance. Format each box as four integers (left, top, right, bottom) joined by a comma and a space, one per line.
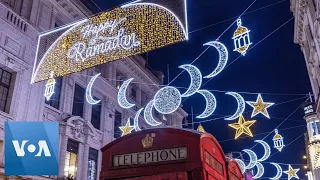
58, 134, 68, 177
81, 144, 90, 180
76, 143, 84, 179
97, 150, 103, 180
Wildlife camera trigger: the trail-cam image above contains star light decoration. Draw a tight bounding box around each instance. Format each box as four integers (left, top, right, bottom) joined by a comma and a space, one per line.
246, 94, 274, 119
119, 119, 134, 137
228, 115, 256, 139
283, 165, 300, 180
197, 124, 206, 133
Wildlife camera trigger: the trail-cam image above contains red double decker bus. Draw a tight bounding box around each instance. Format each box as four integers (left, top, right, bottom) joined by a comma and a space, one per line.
100, 128, 243, 180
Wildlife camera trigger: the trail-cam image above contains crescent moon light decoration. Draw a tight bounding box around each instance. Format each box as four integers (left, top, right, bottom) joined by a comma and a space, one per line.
134, 108, 144, 131
269, 163, 283, 180
179, 64, 202, 97
154, 86, 182, 114
252, 162, 265, 179
144, 100, 162, 126
118, 78, 135, 109
224, 92, 245, 120
203, 41, 229, 78
86, 73, 101, 105
242, 149, 258, 169
196, 90, 217, 119
255, 140, 271, 162
235, 159, 246, 174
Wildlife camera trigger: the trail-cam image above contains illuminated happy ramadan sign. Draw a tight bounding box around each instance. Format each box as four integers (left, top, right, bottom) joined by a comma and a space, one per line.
31, 0, 188, 84
67, 18, 141, 62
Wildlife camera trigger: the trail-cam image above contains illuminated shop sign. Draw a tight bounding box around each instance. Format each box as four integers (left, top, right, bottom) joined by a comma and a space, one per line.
113, 147, 187, 166
303, 102, 316, 116
32, 0, 188, 83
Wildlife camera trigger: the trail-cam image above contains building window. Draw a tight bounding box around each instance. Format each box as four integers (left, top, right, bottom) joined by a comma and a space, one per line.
114, 111, 122, 138
72, 84, 85, 117
311, 120, 320, 136
88, 148, 98, 180
0, 68, 14, 113
45, 77, 62, 109
91, 100, 101, 130
65, 140, 79, 179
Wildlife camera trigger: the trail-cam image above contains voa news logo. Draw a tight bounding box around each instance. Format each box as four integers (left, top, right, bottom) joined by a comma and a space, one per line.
5, 122, 59, 176
12, 140, 51, 157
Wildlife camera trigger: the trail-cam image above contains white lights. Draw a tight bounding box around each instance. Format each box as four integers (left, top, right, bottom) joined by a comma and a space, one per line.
203, 41, 228, 78
273, 129, 285, 152
246, 94, 274, 119
134, 108, 144, 131
269, 163, 283, 180
44, 71, 56, 101
232, 18, 252, 56
242, 149, 258, 169
67, 17, 141, 62
118, 78, 135, 109
255, 140, 271, 162
196, 90, 217, 119
154, 86, 182, 114
235, 159, 246, 174
144, 100, 162, 127
86, 73, 101, 105
224, 92, 245, 120
179, 64, 202, 97
252, 162, 265, 179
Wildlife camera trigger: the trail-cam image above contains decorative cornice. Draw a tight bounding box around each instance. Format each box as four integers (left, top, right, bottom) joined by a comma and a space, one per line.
292, 0, 307, 44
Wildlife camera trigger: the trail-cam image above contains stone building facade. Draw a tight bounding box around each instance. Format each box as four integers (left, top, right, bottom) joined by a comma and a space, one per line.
291, 0, 320, 179
0, 0, 188, 179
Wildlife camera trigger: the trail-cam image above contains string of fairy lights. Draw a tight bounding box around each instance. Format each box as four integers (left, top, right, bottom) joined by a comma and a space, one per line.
39, 0, 307, 179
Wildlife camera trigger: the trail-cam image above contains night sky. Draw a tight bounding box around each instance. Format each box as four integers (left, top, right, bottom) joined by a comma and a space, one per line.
95, 0, 311, 178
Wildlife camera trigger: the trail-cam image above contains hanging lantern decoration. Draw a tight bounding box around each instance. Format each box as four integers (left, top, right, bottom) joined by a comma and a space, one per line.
232, 18, 252, 56
197, 124, 206, 133
273, 129, 285, 152
44, 71, 56, 101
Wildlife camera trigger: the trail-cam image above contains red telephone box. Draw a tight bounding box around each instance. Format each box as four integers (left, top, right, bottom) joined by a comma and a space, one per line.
100, 128, 243, 180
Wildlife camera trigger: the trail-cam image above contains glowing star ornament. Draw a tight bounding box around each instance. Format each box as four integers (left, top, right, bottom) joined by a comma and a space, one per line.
118, 78, 135, 109
228, 115, 256, 139
119, 119, 135, 137
246, 94, 274, 119
86, 73, 101, 105
225, 92, 245, 120
232, 18, 252, 56
44, 71, 56, 101
197, 124, 206, 133
283, 165, 300, 180
179, 64, 202, 97
154, 86, 181, 114
273, 129, 285, 152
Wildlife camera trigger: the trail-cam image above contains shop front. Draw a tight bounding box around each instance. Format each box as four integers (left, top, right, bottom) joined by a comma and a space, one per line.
100, 128, 243, 180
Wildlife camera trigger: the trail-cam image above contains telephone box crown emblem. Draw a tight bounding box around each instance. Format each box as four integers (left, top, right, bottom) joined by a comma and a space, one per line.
142, 134, 154, 148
